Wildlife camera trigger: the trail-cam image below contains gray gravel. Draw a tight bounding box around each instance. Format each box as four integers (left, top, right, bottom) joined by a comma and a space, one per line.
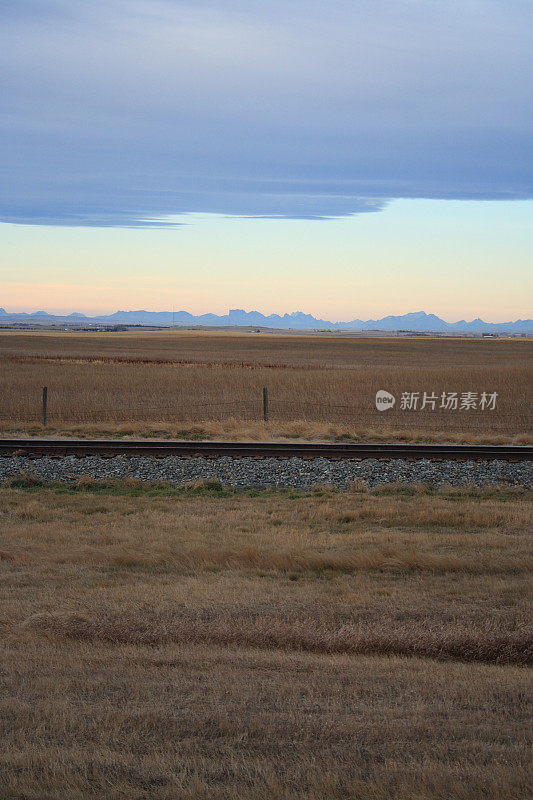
0, 455, 531, 489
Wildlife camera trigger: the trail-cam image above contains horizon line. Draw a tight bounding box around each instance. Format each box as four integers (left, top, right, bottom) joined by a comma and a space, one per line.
1, 306, 531, 327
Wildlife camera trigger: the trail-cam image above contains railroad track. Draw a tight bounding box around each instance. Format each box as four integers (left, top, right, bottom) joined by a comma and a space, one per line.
0, 439, 531, 461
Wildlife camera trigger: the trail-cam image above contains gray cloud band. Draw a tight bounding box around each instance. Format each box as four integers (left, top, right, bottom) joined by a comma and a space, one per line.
1, 0, 531, 226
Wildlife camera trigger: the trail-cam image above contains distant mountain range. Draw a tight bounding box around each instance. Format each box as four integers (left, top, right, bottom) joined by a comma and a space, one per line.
1, 307, 532, 333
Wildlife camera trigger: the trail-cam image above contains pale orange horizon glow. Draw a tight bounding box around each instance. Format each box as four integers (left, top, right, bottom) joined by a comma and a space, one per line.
2, 200, 532, 323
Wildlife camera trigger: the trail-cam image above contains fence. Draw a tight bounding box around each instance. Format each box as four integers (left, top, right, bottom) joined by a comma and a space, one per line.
32, 385, 364, 426
1, 349, 529, 437
3, 382, 524, 440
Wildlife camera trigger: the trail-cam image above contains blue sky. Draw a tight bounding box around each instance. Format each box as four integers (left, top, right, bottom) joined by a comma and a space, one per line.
1, 0, 532, 318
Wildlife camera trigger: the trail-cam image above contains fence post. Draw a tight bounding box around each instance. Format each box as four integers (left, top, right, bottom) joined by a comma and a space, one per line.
42, 386, 48, 427
263, 386, 269, 423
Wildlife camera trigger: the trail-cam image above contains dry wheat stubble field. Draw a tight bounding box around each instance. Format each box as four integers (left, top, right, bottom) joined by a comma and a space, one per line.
1, 480, 532, 799
0, 329, 532, 441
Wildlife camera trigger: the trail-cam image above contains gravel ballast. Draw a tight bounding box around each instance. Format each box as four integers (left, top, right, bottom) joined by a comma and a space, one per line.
1, 455, 531, 489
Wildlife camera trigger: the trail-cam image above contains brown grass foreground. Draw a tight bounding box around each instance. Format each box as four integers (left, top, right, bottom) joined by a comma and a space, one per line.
1, 330, 531, 441
1, 481, 532, 798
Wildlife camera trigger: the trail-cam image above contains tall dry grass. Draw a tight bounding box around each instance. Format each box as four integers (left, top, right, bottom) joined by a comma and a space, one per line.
1, 483, 532, 798
29, 610, 531, 665
1, 331, 531, 438
2, 636, 530, 800
2, 483, 531, 662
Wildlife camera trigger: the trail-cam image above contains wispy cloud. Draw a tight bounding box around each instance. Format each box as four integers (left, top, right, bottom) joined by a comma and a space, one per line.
1, 0, 532, 226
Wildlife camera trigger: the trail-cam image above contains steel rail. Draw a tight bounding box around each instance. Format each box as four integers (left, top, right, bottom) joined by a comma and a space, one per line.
0, 439, 532, 461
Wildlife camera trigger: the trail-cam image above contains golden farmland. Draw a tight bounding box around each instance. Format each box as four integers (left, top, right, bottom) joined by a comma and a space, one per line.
1, 330, 531, 441
1, 330, 531, 799
1, 481, 532, 799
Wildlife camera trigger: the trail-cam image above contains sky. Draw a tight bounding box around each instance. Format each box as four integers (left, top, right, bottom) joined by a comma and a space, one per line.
1, 0, 532, 321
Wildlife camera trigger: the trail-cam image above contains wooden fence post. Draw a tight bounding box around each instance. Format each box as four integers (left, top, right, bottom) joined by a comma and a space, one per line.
42, 386, 48, 427
263, 386, 269, 423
